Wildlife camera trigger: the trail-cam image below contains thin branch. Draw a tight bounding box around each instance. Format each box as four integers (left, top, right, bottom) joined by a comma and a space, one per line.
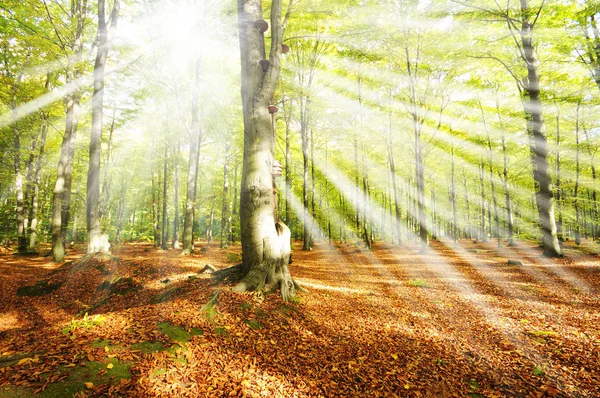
467, 54, 525, 91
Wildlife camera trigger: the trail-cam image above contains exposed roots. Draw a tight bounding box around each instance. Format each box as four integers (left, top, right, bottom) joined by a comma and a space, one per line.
211, 263, 244, 285
212, 263, 304, 302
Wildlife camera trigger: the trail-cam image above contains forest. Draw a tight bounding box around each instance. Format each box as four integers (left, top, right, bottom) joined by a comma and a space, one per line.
0, 0, 599, 396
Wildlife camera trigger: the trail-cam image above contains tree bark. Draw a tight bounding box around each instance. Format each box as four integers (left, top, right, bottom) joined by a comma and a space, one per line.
87, 0, 119, 254
52, 0, 86, 261
161, 144, 168, 250
228, 0, 296, 300
220, 140, 231, 248
480, 101, 501, 247
28, 110, 48, 250
182, 59, 202, 254
574, 101, 581, 246
173, 138, 180, 248
519, 0, 561, 256
451, 147, 458, 245
388, 103, 401, 245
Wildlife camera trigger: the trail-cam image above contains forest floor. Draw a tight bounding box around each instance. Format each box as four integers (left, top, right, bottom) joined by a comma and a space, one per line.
0, 238, 598, 397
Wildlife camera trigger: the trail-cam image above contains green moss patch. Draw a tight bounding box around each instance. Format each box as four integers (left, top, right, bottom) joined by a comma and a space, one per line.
244, 319, 263, 330
157, 322, 202, 344
131, 341, 166, 353
0, 358, 131, 398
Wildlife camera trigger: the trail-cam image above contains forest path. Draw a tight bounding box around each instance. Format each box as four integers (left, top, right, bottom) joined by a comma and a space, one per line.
0, 239, 598, 397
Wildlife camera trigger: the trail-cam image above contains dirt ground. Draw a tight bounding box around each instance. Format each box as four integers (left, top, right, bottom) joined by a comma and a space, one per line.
0, 238, 598, 397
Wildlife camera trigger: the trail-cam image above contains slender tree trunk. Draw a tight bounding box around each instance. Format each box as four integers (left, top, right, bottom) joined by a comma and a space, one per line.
310, 126, 317, 246
519, 0, 561, 256
451, 147, 458, 245
173, 138, 180, 248
574, 101, 581, 246
231, 160, 239, 242
29, 110, 48, 250
354, 137, 360, 235
87, 0, 119, 254
221, 141, 231, 248
301, 96, 311, 250
100, 106, 116, 224
9, 78, 27, 253
161, 144, 168, 250
387, 104, 402, 245
583, 117, 598, 240
478, 160, 487, 242
182, 59, 202, 254
480, 102, 501, 247
284, 100, 292, 227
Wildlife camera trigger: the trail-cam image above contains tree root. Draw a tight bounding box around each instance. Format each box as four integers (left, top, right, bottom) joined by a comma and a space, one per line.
211, 263, 243, 285
212, 264, 305, 302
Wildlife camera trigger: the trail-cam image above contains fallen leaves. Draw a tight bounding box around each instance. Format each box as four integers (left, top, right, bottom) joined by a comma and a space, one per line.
0, 241, 598, 397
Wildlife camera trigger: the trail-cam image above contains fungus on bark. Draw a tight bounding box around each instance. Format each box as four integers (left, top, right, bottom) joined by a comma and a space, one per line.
254, 19, 268, 33
259, 59, 270, 72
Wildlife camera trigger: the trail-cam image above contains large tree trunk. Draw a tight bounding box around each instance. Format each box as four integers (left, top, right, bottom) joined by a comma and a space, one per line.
226, 0, 296, 300
87, 0, 119, 254
519, 0, 561, 256
182, 59, 202, 254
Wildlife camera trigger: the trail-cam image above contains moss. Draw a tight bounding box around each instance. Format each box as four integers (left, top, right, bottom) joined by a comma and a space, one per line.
244, 319, 263, 330
0, 358, 131, 398
157, 322, 202, 344
254, 308, 270, 319
278, 304, 298, 317
150, 368, 167, 378
406, 279, 429, 288
131, 341, 166, 353
16, 280, 62, 297
215, 326, 229, 337
61, 313, 105, 335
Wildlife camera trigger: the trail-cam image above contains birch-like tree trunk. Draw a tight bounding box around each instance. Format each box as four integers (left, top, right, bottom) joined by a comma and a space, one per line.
87, 0, 119, 254
182, 59, 202, 254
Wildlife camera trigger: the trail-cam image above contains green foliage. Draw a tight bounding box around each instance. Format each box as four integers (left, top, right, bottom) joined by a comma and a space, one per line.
406, 279, 429, 288
61, 313, 106, 335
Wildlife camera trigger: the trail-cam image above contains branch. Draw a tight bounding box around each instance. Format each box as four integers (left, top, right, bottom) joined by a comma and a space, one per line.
42, 0, 66, 51
467, 54, 525, 91
531, 0, 546, 28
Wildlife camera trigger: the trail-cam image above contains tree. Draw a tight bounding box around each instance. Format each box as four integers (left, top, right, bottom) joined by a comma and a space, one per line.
182, 58, 202, 255
50, 0, 87, 262
87, 0, 120, 254
214, 0, 298, 300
